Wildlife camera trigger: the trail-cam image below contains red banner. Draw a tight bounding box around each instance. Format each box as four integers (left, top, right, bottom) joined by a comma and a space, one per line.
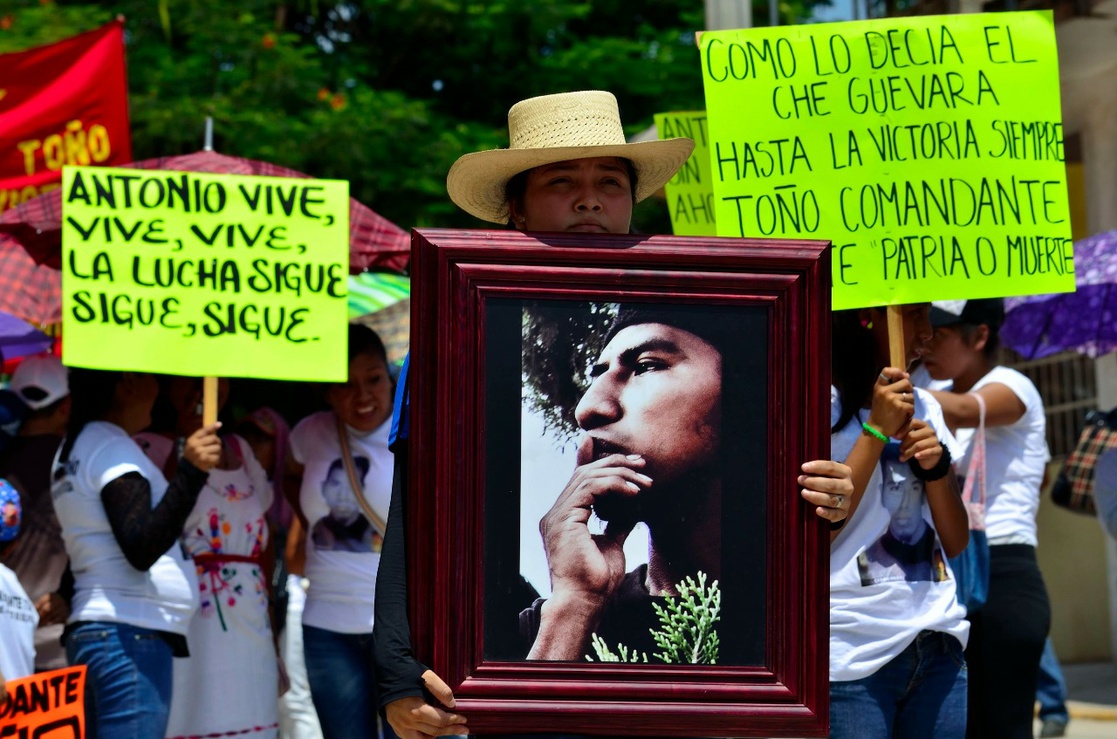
0, 20, 131, 211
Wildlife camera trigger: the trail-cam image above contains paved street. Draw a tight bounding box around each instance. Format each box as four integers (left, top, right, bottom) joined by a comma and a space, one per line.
1040, 661, 1117, 738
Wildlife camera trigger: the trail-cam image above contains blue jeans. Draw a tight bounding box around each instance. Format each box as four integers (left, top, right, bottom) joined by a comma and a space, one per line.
64, 621, 174, 739
1036, 637, 1069, 723
304, 625, 397, 739
830, 630, 968, 739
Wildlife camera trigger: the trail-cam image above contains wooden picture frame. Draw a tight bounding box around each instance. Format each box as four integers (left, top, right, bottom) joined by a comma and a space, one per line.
406, 229, 831, 736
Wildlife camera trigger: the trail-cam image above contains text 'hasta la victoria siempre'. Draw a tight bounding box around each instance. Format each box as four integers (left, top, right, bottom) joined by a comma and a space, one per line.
700, 10, 1075, 310
60, 167, 351, 383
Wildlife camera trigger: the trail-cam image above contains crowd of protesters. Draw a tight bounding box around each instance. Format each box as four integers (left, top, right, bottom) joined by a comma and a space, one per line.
0, 89, 1071, 739
0, 340, 394, 739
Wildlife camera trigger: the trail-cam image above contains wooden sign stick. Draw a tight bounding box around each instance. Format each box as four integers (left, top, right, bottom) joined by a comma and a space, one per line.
203, 376, 219, 426
887, 305, 906, 370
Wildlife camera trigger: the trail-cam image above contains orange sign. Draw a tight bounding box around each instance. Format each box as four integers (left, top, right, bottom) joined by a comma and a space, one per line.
0, 665, 86, 738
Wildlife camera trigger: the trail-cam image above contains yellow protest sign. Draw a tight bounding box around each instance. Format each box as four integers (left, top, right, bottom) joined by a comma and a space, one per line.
700, 11, 1074, 310
61, 167, 350, 381
654, 111, 716, 236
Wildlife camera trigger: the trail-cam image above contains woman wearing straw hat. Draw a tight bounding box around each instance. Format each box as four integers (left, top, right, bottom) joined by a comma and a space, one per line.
372, 90, 854, 739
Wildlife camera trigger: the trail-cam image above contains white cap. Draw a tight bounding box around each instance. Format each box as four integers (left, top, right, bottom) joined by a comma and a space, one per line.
10, 355, 69, 411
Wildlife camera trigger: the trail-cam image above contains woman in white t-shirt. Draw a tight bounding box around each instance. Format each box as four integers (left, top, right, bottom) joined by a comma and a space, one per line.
287, 325, 396, 739
829, 303, 971, 738
51, 369, 221, 739
922, 298, 1051, 739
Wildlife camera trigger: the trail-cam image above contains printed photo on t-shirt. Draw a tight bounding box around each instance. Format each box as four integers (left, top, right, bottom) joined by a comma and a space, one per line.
858, 444, 950, 586
310, 456, 382, 553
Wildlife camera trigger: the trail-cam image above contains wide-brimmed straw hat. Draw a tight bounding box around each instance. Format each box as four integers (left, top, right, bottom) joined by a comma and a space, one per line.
447, 90, 695, 224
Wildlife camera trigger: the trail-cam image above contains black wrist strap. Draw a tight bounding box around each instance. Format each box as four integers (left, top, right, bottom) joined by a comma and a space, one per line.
909, 444, 952, 482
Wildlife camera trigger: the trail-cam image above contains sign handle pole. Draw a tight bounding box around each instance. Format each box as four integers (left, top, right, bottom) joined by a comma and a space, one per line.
887, 306, 906, 370
203, 376, 218, 426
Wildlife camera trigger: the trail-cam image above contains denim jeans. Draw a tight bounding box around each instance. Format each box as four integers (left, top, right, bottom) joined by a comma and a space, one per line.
64, 621, 174, 739
304, 624, 397, 739
1036, 637, 1069, 723
830, 630, 968, 739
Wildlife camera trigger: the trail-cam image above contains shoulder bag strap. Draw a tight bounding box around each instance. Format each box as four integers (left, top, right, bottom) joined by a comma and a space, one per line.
963, 393, 987, 508
335, 413, 388, 537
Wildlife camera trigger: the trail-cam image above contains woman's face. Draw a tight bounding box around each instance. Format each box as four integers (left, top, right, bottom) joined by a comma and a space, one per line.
119, 372, 160, 429
870, 303, 933, 369
574, 323, 722, 488
921, 325, 975, 381
327, 353, 393, 432
510, 157, 634, 234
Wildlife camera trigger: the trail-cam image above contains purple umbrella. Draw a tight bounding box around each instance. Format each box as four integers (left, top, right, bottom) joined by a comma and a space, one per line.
1001, 230, 1117, 359
0, 311, 52, 361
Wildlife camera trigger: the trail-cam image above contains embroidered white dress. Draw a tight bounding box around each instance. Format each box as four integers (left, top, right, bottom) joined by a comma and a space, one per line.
163, 436, 278, 739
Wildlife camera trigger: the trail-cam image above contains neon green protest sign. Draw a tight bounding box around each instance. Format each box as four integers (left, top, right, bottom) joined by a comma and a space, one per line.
655, 111, 716, 236
61, 167, 350, 382
700, 11, 1074, 310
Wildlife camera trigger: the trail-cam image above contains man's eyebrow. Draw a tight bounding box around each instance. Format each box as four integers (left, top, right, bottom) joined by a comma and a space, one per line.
589, 337, 683, 377
596, 162, 628, 174
536, 162, 579, 174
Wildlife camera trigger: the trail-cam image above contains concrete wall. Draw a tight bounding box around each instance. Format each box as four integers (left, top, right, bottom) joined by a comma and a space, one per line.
1037, 469, 1113, 663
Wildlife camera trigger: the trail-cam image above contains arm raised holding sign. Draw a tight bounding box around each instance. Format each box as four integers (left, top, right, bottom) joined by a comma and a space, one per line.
49, 368, 219, 738
826, 304, 969, 738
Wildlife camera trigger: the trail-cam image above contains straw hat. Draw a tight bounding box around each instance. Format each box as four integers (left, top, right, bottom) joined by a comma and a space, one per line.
447, 90, 695, 224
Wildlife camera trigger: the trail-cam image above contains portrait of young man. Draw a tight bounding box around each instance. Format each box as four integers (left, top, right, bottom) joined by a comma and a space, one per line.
857, 445, 951, 587
483, 301, 769, 667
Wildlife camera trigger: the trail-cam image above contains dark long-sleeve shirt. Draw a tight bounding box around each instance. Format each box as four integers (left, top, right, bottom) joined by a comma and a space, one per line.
373, 357, 428, 707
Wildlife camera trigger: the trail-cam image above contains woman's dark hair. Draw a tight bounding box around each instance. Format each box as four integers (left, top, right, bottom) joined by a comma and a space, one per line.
348, 324, 388, 365
935, 297, 1004, 361
57, 368, 124, 467
954, 321, 1002, 360
831, 309, 879, 434
504, 158, 639, 227
339, 324, 395, 398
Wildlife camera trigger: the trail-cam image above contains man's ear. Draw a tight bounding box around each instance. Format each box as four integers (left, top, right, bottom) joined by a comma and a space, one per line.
508, 200, 525, 230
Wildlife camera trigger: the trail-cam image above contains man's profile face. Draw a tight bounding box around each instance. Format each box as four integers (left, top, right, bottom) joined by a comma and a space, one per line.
513, 156, 633, 234
882, 473, 925, 542
575, 323, 722, 488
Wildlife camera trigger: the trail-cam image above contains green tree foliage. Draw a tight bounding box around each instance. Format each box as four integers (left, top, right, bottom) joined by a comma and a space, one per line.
1, 0, 825, 232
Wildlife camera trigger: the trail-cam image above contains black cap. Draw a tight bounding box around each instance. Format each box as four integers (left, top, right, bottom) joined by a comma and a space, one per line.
929, 299, 1005, 329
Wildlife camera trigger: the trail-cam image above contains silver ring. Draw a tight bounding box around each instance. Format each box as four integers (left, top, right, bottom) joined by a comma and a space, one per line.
879, 372, 889, 382
831, 494, 843, 509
